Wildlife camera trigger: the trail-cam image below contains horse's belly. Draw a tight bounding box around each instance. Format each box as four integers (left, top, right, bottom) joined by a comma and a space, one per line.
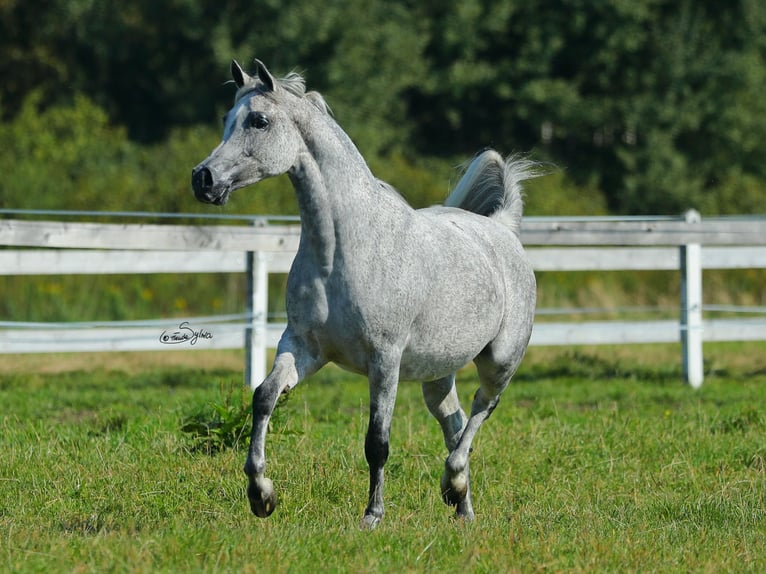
397, 311, 499, 381
398, 346, 479, 382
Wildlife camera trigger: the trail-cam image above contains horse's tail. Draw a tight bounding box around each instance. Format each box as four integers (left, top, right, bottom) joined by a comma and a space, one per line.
444, 150, 542, 237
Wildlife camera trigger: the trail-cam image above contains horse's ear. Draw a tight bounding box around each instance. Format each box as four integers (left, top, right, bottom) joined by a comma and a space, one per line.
254, 59, 276, 92
231, 60, 251, 89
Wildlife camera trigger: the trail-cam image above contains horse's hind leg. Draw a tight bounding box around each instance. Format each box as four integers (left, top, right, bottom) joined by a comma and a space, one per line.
422, 374, 466, 451
441, 351, 522, 520
440, 386, 497, 519
421, 374, 474, 520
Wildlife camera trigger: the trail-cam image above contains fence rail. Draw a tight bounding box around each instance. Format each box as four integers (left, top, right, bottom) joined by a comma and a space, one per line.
2, 211, 766, 387
3, 215, 766, 250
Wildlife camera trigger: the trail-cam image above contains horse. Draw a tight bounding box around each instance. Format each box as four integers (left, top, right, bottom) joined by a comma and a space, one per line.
192, 59, 540, 528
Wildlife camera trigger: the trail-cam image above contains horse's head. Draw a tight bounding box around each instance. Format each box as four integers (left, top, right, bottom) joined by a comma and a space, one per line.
192, 59, 303, 205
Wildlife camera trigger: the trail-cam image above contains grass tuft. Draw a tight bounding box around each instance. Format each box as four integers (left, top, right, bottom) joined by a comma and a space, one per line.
180, 380, 252, 454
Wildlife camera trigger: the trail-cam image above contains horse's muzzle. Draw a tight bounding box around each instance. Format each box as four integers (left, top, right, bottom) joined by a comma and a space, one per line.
192, 165, 228, 205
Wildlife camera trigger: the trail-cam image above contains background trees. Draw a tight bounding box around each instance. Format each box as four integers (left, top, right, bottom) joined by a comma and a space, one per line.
1, 0, 765, 215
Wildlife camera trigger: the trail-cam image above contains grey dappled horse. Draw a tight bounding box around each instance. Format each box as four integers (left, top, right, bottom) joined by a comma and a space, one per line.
192, 59, 539, 528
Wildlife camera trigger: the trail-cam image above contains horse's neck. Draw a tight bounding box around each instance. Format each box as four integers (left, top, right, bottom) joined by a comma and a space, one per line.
288, 153, 339, 274
288, 119, 403, 273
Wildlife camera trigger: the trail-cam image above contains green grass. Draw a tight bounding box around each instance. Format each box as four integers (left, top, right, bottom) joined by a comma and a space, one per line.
1, 348, 765, 573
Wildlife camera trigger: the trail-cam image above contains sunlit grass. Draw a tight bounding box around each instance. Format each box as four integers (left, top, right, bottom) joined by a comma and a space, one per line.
1, 348, 765, 572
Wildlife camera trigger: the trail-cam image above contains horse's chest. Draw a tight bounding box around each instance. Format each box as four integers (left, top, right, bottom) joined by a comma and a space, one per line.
286, 265, 397, 365
286, 272, 330, 327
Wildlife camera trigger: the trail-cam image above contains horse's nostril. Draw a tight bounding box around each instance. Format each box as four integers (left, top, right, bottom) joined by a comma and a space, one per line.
192, 167, 214, 193
201, 168, 213, 190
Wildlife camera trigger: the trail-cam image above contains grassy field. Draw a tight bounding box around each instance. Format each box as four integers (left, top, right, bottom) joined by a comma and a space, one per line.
1, 345, 765, 573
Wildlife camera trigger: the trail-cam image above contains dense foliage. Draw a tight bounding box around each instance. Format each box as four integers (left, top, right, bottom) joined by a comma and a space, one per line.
2, 0, 766, 215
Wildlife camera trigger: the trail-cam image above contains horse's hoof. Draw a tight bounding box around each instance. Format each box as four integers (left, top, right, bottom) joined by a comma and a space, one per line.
360, 513, 382, 530
454, 503, 475, 522
248, 476, 277, 518
440, 471, 468, 507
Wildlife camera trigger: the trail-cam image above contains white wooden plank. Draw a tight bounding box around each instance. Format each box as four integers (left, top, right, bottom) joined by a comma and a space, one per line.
0, 220, 301, 251
527, 318, 766, 346
529, 320, 680, 346
0, 250, 247, 275
0, 323, 284, 354
702, 246, 766, 269
702, 318, 766, 342
520, 219, 766, 246
266, 252, 294, 273
526, 247, 680, 271
2, 218, 765, 251
527, 246, 766, 271
0, 249, 295, 275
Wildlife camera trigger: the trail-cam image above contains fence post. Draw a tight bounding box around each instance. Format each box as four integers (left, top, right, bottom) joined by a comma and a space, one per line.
245, 250, 268, 389
680, 209, 703, 388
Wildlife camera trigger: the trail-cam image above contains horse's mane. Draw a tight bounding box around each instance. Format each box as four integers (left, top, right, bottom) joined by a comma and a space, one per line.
234, 71, 332, 116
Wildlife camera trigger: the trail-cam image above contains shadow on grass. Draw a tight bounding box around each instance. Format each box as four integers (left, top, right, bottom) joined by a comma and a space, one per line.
514, 350, 683, 384
0, 368, 239, 392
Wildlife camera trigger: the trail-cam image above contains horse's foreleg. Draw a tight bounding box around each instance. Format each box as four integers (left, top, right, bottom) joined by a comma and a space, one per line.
421, 375, 474, 519
245, 337, 321, 518
245, 373, 282, 518
361, 354, 401, 529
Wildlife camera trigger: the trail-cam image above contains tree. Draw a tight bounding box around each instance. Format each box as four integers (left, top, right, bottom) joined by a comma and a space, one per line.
2, 0, 764, 214
407, 0, 766, 214
217, 0, 428, 156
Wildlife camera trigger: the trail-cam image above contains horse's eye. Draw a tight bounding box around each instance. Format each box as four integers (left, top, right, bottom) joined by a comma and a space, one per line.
249, 112, 270, 130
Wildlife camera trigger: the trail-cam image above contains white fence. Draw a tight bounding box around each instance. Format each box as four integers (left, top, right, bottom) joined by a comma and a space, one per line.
2, 210, 765, 387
